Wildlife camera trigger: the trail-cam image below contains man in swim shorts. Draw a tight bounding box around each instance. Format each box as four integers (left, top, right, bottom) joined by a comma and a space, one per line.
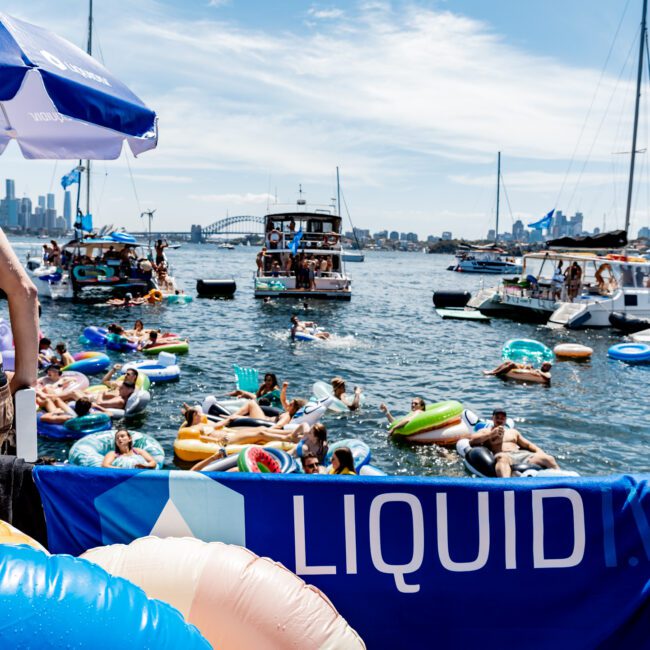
468, 408, 558, 477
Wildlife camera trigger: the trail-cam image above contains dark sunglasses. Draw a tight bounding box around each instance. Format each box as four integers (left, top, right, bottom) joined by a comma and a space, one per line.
306, 462, 319, 469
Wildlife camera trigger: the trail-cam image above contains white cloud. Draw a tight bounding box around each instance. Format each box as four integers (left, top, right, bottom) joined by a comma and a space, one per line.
2, 0, 647, 236
207, 0, 230, 7
450, 171, 628, 193
132, 174, 193, 184
189, 192, 275, 204
308, 7, 345, 20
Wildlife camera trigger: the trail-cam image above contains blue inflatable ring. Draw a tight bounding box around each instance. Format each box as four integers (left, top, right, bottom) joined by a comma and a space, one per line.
0, 546, 209, 649
106, 333, 138, 352
325, 438, 371, 471
83, 326, 108, 346
64, 354, 111, 375
608, 343, 650, 363
502, 338, 554, 366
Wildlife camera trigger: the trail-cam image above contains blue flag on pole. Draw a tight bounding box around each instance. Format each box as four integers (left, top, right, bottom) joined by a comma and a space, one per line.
528, 209, 555, 230
60, 168, 81, 190
289, 228, 303, 254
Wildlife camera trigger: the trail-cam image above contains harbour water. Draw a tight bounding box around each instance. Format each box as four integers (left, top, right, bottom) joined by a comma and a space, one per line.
9, 240, 649, 476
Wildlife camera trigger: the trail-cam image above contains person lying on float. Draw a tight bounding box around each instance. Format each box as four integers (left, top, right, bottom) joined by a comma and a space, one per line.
39, 396, 106, 425
212, 382, 305, 431
468, 409, 558, 478
483, 361, 552, 384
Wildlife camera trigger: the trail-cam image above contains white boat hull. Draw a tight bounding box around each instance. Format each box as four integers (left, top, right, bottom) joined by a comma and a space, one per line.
549, 289, 650, 329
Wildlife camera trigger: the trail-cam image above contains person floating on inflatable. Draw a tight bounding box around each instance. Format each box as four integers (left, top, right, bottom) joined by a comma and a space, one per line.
330, 377, 362, 411
483, 361, 552, 385
380, 397, 426, 431
290, 315, 331, 341
468, 408, 558, 478
102, 429, 157, 469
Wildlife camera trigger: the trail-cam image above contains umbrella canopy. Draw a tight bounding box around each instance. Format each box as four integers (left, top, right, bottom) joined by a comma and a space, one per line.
0, 13, 157, 159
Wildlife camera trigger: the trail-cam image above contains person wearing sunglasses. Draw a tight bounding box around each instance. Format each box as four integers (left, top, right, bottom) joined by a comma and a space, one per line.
301, 452, 321, 474
380, 397, 426, 432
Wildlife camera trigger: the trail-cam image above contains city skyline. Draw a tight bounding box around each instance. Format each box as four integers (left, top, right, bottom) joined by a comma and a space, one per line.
2, 1, 650, 238
0, 178, 72, 235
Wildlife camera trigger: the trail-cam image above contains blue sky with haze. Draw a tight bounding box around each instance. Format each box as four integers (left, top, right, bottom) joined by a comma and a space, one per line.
4, 0, 650, 238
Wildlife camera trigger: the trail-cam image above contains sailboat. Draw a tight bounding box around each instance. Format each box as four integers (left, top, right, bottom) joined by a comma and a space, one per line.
449, 152, 522, 274
470, 0, 650, 327
26, 1, 174, 301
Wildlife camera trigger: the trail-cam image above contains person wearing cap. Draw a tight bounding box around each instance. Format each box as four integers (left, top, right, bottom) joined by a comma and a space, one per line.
469, 408, 558, 477
483, 360, 552, 384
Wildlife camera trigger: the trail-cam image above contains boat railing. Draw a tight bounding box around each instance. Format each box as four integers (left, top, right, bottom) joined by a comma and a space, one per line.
265, 231, 341, 251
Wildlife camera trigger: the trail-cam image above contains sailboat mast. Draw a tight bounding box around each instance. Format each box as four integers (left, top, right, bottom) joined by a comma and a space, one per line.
85, 0, 93, 219
495, 151, 501, 243
624, 0, 647, 234
336, 166, 341, 217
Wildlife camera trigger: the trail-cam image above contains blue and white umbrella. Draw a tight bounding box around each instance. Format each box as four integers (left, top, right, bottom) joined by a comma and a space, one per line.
0, 13, 157, 159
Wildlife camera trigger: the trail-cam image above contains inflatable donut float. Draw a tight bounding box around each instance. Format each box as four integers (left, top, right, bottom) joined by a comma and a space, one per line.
81, 536, 365, 650
0, 545, 209, 648
553, 343, 593, 360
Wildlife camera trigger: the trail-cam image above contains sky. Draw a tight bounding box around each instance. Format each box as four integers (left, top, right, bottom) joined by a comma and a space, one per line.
4, 0, 650, 239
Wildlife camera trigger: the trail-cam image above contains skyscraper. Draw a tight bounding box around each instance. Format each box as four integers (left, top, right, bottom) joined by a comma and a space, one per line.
5, 179, 15, 200
46, 193, 55, 210
63, 190, 72, 231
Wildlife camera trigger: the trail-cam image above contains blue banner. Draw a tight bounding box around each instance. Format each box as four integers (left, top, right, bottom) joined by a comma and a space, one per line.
34, 467, 650, 649
528, 209, 555, 230
60, 167, 80, 189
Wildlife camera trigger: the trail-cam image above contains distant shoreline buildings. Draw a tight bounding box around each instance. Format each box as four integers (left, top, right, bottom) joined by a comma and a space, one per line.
0, 178, 73, 236
345, 210, 649, 251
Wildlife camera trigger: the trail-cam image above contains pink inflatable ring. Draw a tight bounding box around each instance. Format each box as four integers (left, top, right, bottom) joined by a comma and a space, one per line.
82, 537, 365, 649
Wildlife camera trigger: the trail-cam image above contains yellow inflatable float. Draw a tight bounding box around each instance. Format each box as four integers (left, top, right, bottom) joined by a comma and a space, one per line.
0, 520, 47, 552
82, 536, 365, 650
174, 424, 295, 462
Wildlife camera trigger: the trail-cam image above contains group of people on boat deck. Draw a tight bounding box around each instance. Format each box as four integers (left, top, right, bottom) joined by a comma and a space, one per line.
257, 247, 336, 285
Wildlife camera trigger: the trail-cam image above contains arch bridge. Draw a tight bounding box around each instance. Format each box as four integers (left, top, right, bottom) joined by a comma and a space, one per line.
202, 215, 265, 237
